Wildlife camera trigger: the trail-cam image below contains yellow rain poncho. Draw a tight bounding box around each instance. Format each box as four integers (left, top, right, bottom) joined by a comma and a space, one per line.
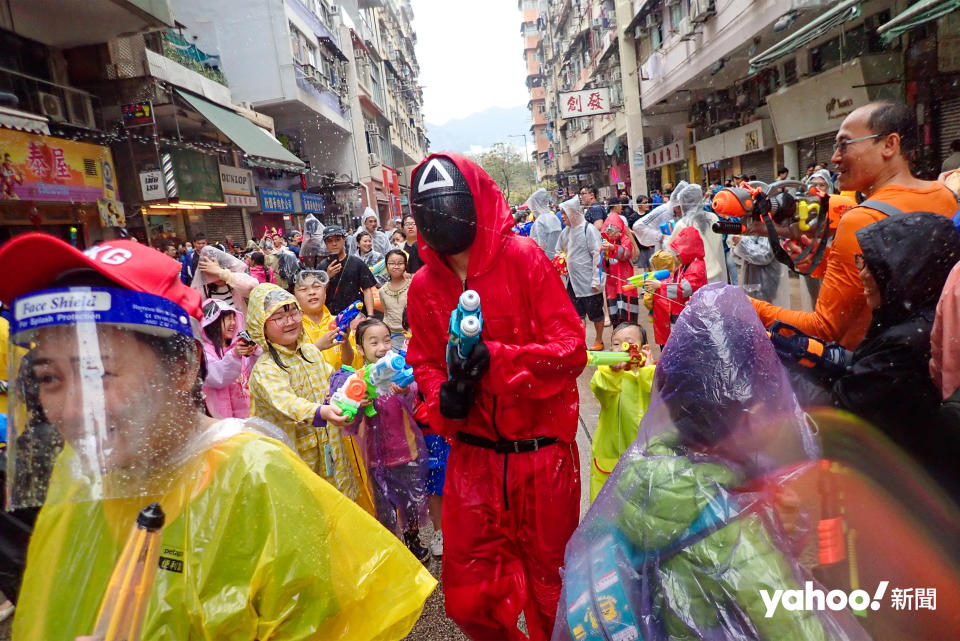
247, 284, 360, 502
301, 309, 374, 516
589, 364, 656, 502
13, 420, 436, 640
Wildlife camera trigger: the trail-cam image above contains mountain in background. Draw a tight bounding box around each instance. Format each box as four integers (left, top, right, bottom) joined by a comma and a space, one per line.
426, 105, 533, 154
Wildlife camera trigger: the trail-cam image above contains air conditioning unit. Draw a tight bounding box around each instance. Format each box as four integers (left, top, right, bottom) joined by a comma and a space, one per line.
66, 92, 96, 128
36, 91, 65, 122
591, 18, 603, 29
367, 153, 380, 168
644, 11, 662, 29
690, 0, 716, 23
666, 0, 681, 6
302, 63, 317, 78
678, 17, 696, 40
635, 25, 648, 38
328, 3, 339, 15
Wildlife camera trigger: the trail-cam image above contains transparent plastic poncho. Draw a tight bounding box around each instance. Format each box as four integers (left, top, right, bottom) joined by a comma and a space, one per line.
553, 284, 870, 641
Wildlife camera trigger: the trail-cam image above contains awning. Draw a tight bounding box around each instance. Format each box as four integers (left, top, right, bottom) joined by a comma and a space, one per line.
878, 0, 960, 43
174, 89, 305, 171
319, 36, 348, 62
749, 0, 861, 71
0, 105, 50, 135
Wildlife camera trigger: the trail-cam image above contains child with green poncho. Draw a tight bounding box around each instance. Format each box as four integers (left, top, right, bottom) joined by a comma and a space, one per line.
589, 323, 655, 501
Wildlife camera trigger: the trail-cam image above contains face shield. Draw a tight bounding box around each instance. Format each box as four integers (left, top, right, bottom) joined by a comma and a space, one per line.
7, 286, 203, 508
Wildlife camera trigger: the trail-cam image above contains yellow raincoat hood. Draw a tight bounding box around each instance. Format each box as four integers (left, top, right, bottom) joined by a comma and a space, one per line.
246, 282, 303, 352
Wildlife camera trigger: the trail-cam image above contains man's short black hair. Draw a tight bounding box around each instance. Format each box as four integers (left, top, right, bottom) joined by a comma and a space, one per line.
402, 213, 416, 225
866, 101, 917, 158
159, 239, 176, 252
192, 232, 206, 242
807, 164, 816, 170
777, 167, 788, 175
582, 185, 598, 198
952, 139, 960, 153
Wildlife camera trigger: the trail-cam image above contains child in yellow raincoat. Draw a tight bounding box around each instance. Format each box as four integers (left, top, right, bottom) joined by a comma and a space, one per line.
0, 233, 435, 640
247, 283, 362, 502
589, 323, 655, 501
291, 270, 375, 514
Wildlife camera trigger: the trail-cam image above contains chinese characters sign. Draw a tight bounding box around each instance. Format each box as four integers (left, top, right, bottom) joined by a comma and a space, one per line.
559, 88, 612, 119
258, 188, 295, 213
299, 192, 325, 214
645, 141, 687, 170
0, 129, 115, 202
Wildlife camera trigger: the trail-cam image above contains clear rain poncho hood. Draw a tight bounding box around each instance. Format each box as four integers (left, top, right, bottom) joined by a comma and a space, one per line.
632, 179, 689, 247
190, 244, 248, 290
299, 214, 327, 266
558, 195, 602, 297
527, 188, 562, 258
553, 284, 872, 641
349, 208, 391, 256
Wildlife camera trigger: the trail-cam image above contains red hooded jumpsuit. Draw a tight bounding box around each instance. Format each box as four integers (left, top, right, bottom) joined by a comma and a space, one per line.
653, 225, 707, 346
406, 153, 587, 641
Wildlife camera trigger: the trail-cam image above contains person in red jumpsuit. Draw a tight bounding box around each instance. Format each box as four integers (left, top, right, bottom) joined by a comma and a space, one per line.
405, 153, 587, 640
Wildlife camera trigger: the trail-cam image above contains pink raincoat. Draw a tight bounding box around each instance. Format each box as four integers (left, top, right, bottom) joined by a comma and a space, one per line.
201, 298, 261, 418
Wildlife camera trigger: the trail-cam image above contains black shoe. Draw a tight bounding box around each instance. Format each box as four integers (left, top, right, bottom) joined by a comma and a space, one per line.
404, 531, 431, 563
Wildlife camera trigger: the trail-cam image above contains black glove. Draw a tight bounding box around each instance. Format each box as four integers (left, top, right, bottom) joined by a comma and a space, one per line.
439, 380, 475, 420
447, 340, 490, 383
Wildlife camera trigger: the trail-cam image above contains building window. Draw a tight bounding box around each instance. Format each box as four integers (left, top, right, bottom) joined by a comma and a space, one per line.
670, 2, 684, 33
289, 22, 317, 67
783, 58, 798, 86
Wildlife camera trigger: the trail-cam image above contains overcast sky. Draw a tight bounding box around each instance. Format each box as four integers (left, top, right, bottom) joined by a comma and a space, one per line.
410, 0, 530, 125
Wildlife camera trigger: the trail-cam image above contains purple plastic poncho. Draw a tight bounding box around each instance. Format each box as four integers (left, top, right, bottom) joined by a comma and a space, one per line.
329, 367, 428, 533
553, 284, 870, 641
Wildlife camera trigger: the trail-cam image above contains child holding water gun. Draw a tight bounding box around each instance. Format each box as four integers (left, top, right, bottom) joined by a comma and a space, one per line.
588, 323, 654, 501
329, 318, 431, 562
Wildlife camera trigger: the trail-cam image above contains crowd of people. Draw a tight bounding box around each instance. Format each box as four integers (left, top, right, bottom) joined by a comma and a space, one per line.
0, 99, 958, 640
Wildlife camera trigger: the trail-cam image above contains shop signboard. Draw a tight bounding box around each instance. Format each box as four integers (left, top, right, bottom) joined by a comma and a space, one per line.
259, 188, 295, 213
0, 129, 116, 202
139, 170, 166, 201
299, 192, 325, 214
218, 164, 254, 196
766, 58, 871, 143
224, 194, 258, 207
645, 140, 687, 170
98, 198, 126, 227
121, 101, 154, 127
167, 149, 224, 203
559, 87, 613, 118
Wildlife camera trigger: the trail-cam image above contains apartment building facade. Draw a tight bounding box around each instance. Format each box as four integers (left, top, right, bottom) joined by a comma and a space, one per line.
532, 0, 958, 198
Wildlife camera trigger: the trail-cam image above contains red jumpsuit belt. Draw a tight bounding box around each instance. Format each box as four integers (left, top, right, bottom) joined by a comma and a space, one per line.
455, 431, 558, 454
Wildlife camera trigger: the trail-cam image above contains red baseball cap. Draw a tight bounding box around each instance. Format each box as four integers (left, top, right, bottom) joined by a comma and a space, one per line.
0, 233, 202, 322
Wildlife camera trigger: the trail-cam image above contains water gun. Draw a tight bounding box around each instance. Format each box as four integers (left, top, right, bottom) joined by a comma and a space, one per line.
622, 269, 670, 294
513, 220, 534, 236
91, 503, 165, 641
367, 349, 416, 394
447, 290, 482, 376
329, 300, 364, 341
659, 219, 675, 236
586, 342, 647, 370
330, 366, 375, 421
552, 252, 568, 276
767, 321, 851, 380
710, 180, 856, 275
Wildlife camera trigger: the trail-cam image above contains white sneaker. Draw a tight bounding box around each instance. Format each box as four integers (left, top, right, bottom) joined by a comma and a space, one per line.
429, 530, 443, 557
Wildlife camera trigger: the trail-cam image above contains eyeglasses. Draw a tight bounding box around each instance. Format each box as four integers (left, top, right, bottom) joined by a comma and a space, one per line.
854, 254, 865, 271
833, 133, 884, 155
268, 307, 302, 325
386, 261, 406, 268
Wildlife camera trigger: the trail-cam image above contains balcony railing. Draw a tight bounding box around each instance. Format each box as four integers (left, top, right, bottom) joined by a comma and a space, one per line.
0, 66, 102, 130
161, 31, 226, 85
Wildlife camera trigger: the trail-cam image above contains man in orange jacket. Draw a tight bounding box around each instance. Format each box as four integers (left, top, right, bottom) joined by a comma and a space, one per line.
752, 101, 960, 350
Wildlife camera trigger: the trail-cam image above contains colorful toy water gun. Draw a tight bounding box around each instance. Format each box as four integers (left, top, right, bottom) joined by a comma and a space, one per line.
659, 219, 675, 236
767, 321, 851, 380
329, 300, 364, 341
622, 269, 671, 294
92, 503, 165, 641
552, 252, 568, 276
367, 349, 416, 394
331, 366, 374, 422
513, 220, 534, 236
447, 290, 482, 376
586, 342, 647, 370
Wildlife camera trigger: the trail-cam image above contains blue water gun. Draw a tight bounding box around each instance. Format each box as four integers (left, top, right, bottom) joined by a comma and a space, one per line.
659, 219, 675, 236
368, 349, 416, 394
513, 220, 534, 236
447, 290, 482, 377
328, 300, 364, 341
